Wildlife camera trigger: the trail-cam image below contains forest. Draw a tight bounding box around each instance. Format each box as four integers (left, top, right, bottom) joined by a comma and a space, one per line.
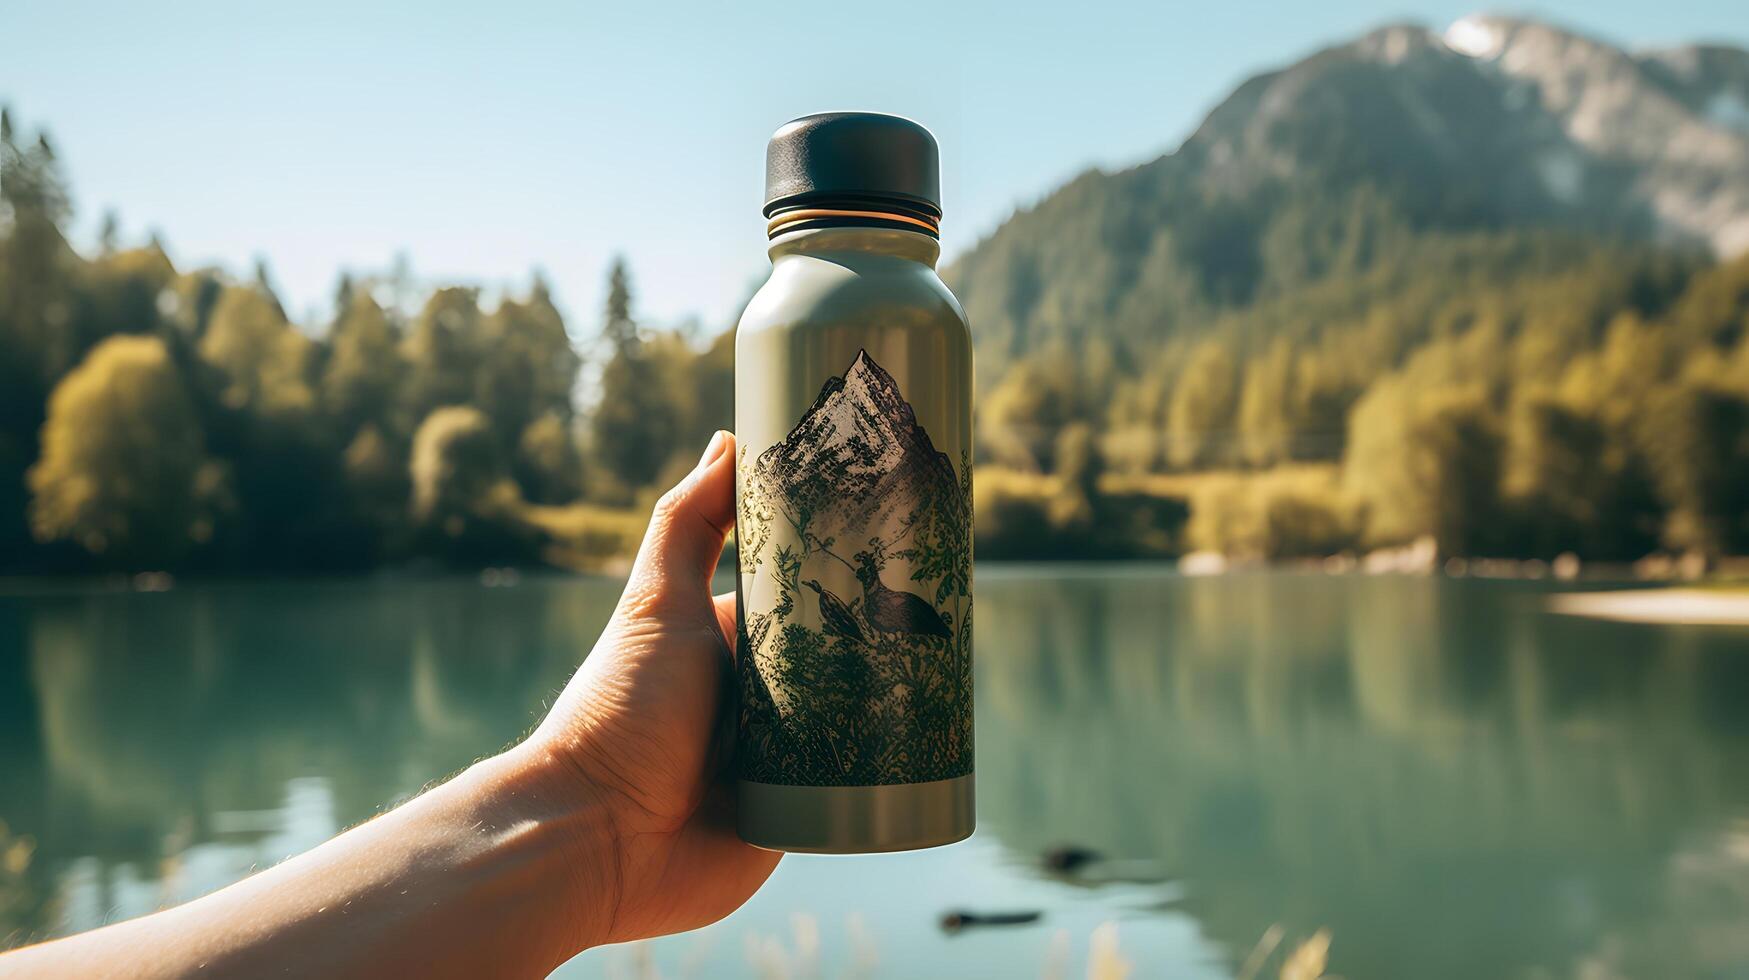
973, 233, 1749, 564
0, 109, 727, 573
3, 106, 1747, 573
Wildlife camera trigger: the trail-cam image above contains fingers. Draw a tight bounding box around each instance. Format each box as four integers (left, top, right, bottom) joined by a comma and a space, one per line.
712, 592, 737, 654
704, 591, 741, 779
621, 432, 737, 614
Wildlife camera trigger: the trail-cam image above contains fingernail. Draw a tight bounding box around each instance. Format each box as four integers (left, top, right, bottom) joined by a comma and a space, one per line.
697, 430, 728, 469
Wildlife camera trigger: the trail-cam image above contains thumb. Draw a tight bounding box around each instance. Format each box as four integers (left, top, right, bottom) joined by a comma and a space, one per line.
621, 431, 736, 614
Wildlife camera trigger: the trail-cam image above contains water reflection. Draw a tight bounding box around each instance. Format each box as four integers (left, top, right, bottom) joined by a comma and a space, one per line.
976, 570, 1749, 979
2, 571, 1748, 977
0, 577, 622, 946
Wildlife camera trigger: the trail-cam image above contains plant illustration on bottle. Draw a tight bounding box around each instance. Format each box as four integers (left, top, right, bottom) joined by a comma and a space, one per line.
736, 350, 972, 786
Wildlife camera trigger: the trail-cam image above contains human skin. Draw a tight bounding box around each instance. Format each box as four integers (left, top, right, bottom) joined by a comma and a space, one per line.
0, 431, 781, 978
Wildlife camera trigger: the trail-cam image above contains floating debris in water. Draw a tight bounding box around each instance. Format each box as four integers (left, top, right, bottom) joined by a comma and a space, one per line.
938, 909, 1042, 933
1042, 844, 1103, 873
1041, 845, 1169, 884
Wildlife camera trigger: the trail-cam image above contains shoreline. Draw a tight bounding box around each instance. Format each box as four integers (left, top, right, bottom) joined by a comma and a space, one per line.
1547, 589, 1749, 626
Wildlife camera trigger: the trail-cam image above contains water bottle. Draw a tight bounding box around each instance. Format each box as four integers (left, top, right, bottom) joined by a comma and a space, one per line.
734, 112, 974, 852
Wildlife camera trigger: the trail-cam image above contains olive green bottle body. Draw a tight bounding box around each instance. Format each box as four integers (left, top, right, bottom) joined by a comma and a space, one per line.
733, 226, 974, 853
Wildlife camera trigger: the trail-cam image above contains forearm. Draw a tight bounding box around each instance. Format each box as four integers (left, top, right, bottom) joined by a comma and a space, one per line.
4, 745, 618, 979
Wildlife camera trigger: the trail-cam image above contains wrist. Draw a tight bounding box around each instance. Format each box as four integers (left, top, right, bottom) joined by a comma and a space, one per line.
463, 742, 625, 960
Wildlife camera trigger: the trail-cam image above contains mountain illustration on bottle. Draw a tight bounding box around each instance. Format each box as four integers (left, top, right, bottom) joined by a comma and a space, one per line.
750, 349, 966, 543
736, 349, 973, 788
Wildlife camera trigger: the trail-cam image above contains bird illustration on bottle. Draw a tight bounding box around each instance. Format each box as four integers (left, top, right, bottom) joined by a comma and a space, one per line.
803, 579, 867, 645
855, 551, 952, 638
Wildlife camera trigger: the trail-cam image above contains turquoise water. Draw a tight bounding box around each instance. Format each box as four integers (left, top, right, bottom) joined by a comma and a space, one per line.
2, 568, 1747, 978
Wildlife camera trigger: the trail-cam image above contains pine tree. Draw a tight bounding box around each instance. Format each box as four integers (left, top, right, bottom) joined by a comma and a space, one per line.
603, 255, 637, 351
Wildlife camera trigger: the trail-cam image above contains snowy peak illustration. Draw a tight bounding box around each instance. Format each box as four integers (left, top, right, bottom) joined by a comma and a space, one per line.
751, 350, 963, 538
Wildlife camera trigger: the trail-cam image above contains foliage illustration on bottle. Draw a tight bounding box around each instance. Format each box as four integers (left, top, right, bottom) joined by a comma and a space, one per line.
737, 350, 973, 786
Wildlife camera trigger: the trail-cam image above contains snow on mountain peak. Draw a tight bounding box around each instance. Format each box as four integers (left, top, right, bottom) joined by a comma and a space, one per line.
1445, 15, 1506, 59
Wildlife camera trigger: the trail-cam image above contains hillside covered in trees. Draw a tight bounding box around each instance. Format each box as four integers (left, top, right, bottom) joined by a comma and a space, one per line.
955, 17, 1749, 564
969, 234, 1749, 562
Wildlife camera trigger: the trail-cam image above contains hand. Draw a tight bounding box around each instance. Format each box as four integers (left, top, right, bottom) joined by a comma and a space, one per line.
0, 433, 775, 979
527, 430, 781, 946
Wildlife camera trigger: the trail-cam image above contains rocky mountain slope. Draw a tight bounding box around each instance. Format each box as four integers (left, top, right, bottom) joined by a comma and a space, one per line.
945, 14, 1749, 374
749, 350, 962, 540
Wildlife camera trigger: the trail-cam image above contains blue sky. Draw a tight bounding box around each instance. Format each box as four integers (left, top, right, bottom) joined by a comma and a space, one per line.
3, 0, 1745, 335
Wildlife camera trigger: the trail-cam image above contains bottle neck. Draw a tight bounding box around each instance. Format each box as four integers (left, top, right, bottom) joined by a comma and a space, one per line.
766, 226, 942, 268
764, 195, 940, 240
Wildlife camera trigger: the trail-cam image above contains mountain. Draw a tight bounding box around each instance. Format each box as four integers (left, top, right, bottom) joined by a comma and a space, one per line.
945, 14, 1749, 375
1444, 16, 1749, 255
749, 349, 963, 541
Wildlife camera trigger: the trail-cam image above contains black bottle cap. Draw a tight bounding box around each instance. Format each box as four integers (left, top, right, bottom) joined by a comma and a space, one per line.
763, 112, 941, 221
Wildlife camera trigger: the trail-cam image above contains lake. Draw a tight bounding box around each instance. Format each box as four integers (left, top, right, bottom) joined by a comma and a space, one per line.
2, 568, 1748, 978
